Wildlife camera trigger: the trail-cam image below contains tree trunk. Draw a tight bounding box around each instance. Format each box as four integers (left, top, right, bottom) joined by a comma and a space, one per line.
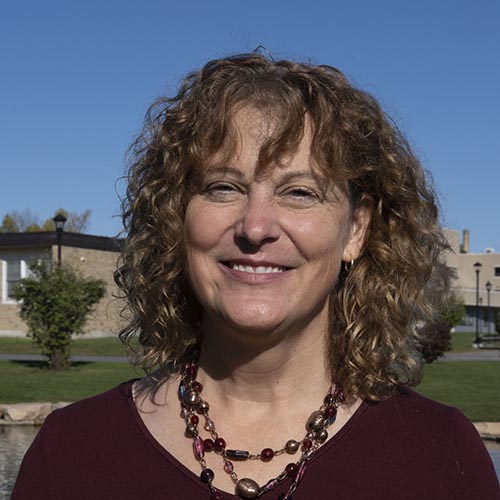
50, 348, 69, 370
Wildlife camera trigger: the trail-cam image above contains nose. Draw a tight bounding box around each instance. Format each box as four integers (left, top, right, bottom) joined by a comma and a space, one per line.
234, 195, 281, 246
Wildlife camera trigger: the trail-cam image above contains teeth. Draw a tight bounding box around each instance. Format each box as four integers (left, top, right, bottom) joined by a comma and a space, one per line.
230, 264, 285, 274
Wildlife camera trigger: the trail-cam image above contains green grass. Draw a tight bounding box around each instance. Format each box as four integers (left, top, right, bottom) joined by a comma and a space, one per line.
417, 361, 500, 422
450, 331, 477, 353
0, 336, 130, 356
0, 360, 142, 403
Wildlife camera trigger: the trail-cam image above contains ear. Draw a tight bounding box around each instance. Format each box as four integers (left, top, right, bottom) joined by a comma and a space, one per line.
342, 196, 373, 262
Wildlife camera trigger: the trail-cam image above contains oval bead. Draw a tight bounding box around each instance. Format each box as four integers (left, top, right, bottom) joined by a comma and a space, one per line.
182, 390, 201, 408
225, 449, 249, 461
223, 460, 234, 473
306, 410, 325, 432
193, 436, 205, 460
235, 478, 260, 499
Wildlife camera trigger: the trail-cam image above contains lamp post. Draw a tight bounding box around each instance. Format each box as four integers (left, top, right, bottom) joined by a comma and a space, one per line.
485, 281, 492, 335
473, 262, 482, 345
53, 214, 67, 267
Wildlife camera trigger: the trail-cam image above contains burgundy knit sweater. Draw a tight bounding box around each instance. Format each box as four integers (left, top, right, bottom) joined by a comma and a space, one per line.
12, 380, 500, 499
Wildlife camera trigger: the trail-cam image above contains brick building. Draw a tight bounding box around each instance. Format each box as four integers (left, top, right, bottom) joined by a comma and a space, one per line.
445, 229, 500, 334
0, 232, 125, 336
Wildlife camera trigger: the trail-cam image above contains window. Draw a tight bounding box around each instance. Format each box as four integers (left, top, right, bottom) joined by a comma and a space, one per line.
495, 267, 500, 277
6, 260, 22, 300
2, 260, 31, 303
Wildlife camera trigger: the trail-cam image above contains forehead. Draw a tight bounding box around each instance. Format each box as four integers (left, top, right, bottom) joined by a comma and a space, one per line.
206, 105, 314, 171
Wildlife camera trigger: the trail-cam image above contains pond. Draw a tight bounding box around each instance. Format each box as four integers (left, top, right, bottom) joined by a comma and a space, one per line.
1, 426, 499, 499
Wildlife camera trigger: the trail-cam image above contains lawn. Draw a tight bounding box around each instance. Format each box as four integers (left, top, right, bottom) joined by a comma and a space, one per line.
1, 356, 499, 422
417, 361, 500, 422
0, 336, 131, 356
0, 360, 142, 403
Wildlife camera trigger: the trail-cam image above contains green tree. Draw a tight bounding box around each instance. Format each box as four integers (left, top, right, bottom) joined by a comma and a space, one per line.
14, 262, 106, 370
1, 208, 91, 234
418, 290, 465, 363
0, 214, 20, 232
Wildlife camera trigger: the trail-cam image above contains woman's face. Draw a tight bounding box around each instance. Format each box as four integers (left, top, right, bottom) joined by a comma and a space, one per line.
184, 106, 371, 337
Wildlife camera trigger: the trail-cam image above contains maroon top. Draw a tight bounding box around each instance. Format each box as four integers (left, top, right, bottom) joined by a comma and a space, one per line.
12, 380, 500, 500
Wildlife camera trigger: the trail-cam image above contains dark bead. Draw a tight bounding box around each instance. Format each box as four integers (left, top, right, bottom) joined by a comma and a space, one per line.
192, 380, 203, 393
323, 393, 335, 405
333, 386, 346, 402
200, 468, 214, 483
214, 437, 226, 452
187, 363, 198, 379
225, 448, 249, 460
260, 448, 274, 462
204, 438, 215, 451
324, 405, 337, 419
190, 414, 199, 425
302, 439, 313, 450
285, 463, 298, 477
211, 492, 224, 500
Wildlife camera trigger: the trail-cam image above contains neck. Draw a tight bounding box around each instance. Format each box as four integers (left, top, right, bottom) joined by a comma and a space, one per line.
196, 312, 332, 408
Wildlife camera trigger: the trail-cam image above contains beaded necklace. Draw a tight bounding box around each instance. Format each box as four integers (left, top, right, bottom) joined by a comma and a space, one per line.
178, 359, 345, 499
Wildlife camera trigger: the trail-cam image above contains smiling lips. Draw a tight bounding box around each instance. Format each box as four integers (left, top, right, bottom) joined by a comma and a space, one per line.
223, 262, 291, 274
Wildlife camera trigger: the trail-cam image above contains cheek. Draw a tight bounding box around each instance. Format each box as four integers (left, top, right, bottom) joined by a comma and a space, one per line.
184, 202, 220, 253
291, 215, 349, 263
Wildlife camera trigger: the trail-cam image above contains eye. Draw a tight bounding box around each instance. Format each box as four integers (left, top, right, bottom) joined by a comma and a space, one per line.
204, 182, 241, 200
283, 187, 320, 204
287, 187, 317, 198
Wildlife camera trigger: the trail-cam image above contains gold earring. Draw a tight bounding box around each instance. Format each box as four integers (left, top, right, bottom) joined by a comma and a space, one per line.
344, 258, 355, 272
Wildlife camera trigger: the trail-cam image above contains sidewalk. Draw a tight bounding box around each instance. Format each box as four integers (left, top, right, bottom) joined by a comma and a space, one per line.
441, 351, 500, 361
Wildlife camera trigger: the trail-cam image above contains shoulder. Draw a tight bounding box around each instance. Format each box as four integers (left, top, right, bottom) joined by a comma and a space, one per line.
373, 385, 467, 429
42, 378, 138, 438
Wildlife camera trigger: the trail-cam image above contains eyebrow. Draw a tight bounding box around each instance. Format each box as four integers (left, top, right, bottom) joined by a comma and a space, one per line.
203, 166, 245, 179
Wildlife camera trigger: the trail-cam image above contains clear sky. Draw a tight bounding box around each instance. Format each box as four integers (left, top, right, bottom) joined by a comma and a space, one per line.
1, 0, 498, 253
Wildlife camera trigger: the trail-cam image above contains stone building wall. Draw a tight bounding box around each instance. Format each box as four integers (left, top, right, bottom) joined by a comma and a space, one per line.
0, 245, 126, 336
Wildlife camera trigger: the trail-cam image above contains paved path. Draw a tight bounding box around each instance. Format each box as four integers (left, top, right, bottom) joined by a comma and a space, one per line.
1, 352, 499, 363
441, 351, 500, 361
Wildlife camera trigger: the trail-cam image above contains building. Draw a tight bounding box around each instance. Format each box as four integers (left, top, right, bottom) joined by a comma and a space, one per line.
445, 229, 500, 334
0, 232, 124, 336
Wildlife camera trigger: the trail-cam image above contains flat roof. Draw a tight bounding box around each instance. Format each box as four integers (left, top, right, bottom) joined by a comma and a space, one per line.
0, 232, 123, 252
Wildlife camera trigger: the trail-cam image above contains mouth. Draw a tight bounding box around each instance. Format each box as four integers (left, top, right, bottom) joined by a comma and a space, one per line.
222, 262, 291, 274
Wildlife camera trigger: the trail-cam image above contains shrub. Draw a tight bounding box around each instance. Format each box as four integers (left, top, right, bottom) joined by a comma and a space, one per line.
14, 262, 105, 369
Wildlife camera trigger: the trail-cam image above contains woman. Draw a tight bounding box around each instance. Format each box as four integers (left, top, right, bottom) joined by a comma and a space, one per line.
13, 53, 499, 499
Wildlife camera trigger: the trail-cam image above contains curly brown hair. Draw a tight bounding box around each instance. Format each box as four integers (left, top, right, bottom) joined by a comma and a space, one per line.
116, 52, 449, 401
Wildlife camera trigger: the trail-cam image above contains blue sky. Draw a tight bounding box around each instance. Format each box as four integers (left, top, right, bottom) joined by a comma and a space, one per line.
1, 0, 498, 253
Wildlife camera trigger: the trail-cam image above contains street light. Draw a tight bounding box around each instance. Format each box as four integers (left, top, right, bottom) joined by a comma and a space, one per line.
473, 262, 482, 345
53, 214, 67, 267
485, 281, 492, 335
